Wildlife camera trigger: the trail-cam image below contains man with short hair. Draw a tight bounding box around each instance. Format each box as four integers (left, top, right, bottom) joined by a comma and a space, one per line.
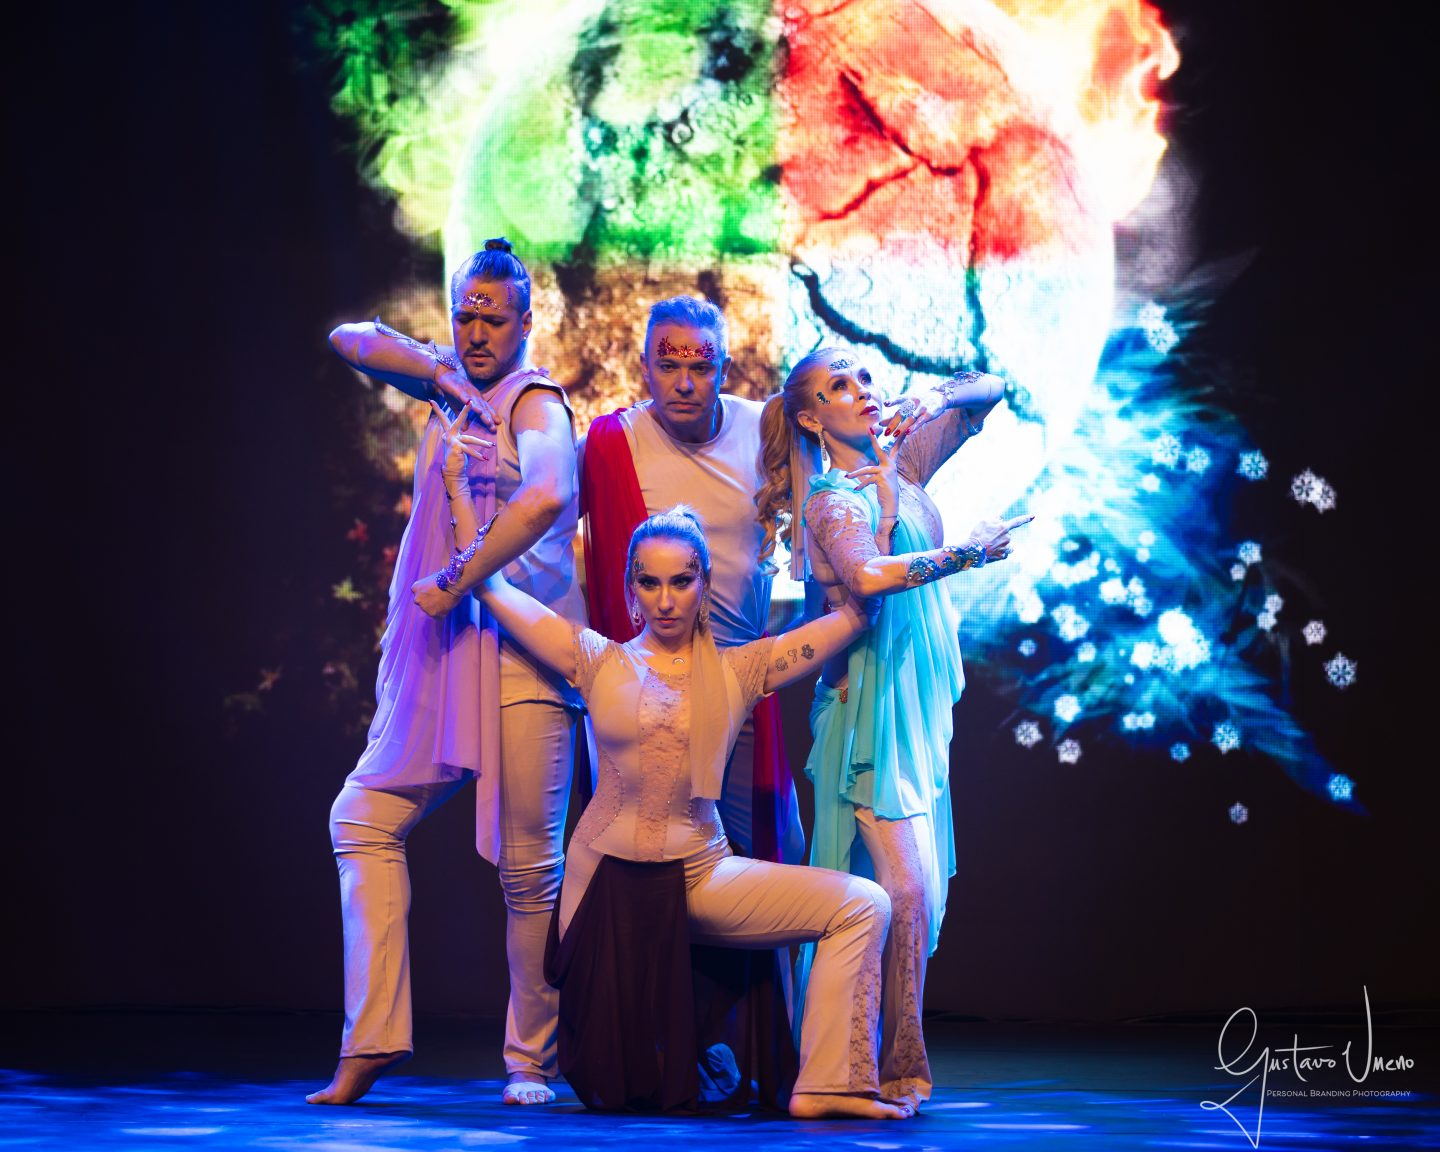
581, 295, 803, 865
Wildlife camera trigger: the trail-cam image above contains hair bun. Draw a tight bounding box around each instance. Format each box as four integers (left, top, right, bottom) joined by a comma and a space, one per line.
483, 237, 514, 254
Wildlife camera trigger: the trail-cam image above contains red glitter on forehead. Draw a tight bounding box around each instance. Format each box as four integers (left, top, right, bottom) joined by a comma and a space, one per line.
656, 336, 717, 360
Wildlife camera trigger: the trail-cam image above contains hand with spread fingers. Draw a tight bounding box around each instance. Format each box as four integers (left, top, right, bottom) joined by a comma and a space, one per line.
878, 388, 937, 442
433, 365, 499, 431
431, 398, 495, 482
964, 513, 1035, 564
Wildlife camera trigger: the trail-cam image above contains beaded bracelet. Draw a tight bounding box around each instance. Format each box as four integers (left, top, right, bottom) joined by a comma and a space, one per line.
436, 513, 498, 593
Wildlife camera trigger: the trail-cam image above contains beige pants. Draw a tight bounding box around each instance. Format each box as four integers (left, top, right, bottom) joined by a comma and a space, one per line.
854, 807, 938, 1105
329, 700, 576, 1078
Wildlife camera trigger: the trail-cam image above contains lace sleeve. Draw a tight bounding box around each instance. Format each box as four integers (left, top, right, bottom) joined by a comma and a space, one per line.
804, 489, 880, 598
722, 637, 776, 711
571, 626, 614, 700
896, 407, 973, 487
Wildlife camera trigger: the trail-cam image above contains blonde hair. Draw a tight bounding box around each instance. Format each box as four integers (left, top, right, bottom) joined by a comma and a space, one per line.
755, 348, 845, 579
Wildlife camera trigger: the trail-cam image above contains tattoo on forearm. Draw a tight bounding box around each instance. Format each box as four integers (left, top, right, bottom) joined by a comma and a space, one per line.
801, 643, 815, 659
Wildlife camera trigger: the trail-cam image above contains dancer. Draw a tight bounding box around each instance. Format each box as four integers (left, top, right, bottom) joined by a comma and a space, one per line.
581, 296, 802, 866
471, 499, 908, 1120
756, 350, 1030, 1109
309, 238, 583, 1107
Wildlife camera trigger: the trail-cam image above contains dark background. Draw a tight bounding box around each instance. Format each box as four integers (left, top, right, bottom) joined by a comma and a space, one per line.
11, 0, 1431, 1033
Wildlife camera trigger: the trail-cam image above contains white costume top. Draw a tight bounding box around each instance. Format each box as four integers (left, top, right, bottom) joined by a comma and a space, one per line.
612, 396, 771, 648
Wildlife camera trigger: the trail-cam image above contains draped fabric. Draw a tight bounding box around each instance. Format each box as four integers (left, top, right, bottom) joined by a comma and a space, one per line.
349, 396, 503, 864
802, 469, 963, 953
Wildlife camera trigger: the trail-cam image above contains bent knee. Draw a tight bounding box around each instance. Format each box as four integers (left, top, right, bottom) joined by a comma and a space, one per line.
830, 875, 891, 935
498, 854, 564, 914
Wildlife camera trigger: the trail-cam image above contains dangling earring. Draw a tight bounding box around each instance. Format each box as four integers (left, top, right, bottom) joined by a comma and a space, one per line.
818, 430, 831, 469
628, 600, 643, 629
698, 593, 711, 632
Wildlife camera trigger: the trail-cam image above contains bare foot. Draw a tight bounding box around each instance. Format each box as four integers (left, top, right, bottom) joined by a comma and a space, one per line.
788, 1093, 913, 1119
305, 1051, 411, 1104
502, 1073, 556, 1105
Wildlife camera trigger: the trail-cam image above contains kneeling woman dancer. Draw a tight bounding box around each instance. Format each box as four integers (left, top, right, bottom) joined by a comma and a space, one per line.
448, 442, 907, 1116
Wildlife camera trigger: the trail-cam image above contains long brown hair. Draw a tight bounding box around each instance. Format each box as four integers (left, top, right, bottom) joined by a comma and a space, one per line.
755, 348, 845, 579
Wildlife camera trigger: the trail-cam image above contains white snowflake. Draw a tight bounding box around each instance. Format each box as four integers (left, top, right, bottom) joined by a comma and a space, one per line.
1138, 474, 1161, 494
1122, 711, 1156, 731
1264, 594, 1284, 613
1050, 550, 1100, 588
1104, 559, 1121, 574
1136, 547, 1151, 563
1130, 641, 1155, 670
1327, 773, 1354, 802
1015, 589, 1045, 624
1157, 610, 1210, 671
1231, 563, 1246, 581
1290, 469, 1338, 512
1051, 604, 1090, 642
1131, 596, 1154, 618
1237, 541, 1262, 566
1229, 803, 1249, 825
1186, 446, 1211, 473
1257, 610, 1277, 632
1147, 319, 1179, 354
1138, 530, 1156, 547
1303, 620, 1326, 646
1152, 434, 1183, 469
1054, 695, 1082, 723
1013, 720, 1042, 748
1324, 652, 1357, 689
1170, 743, 1190, 762
1237, 451, 1269, 481
1099, 578, 1129, 605
1212, 721, 1241, 754
1137, 301, 1166, 327
1018, 638, 1037, 657
1077, 642, 1097, 664
1057, 739, 1083, 764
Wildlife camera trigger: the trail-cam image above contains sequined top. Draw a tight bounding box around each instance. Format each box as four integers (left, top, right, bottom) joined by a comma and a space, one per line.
568, 628, 774, 863
801, 407, 973, 681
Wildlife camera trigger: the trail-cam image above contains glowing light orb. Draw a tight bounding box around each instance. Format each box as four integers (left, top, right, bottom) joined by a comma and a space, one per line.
1169, 742, 1190, 762
1229, 802, 1248, 825
1054, 694, 1082, 723
1237, 541, 1262, 566
1018, 638, 1037, 657
1328, 773, 1354, 802
1057, 738, 1082, 763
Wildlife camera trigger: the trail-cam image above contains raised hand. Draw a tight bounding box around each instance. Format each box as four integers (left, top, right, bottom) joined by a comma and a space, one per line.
845, 430, 901, 525
878, 382, 945, 442
430, 399, 495, 483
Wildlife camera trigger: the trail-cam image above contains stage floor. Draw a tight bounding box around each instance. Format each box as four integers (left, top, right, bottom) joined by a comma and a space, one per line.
2, 1009, 1437, 1150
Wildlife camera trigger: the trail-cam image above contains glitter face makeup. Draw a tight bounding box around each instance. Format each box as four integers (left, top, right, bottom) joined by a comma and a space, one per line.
815, 391, 830, 404
828, 357, 854, 371
656, 336, 716, 360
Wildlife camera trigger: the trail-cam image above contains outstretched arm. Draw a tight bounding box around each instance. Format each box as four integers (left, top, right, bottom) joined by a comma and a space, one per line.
329, 320, 498, 429
412, 386, 576, 618
806, 489, 1031, 600
761, 598, 872, 694
474, 574, 578, 683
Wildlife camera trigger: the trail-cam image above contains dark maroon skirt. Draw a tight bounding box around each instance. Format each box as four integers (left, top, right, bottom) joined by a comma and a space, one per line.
545, 854, 799, 1112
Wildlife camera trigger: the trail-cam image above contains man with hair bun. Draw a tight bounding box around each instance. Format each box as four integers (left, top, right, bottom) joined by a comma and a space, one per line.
312, 237, 582, 1107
